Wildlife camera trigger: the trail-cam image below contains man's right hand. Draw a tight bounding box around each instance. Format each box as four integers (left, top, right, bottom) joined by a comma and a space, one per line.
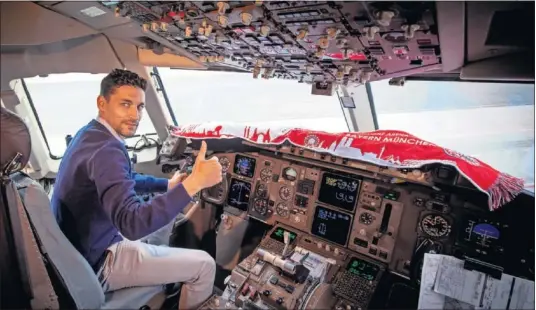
182, 141, 223, 197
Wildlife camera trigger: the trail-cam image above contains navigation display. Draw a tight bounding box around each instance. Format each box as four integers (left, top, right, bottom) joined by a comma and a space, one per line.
227, 178, 251, 211
346, 257, 380, 281
311, 205, 352, 246
318, 173, 360, 212
270, 227, 297, 244
233, 155, 256, 178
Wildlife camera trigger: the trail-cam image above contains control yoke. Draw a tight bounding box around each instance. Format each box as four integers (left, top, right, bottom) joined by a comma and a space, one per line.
200, 154, 228, 205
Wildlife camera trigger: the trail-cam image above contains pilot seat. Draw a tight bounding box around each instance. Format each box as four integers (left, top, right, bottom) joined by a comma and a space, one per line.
0, 106, 179, 309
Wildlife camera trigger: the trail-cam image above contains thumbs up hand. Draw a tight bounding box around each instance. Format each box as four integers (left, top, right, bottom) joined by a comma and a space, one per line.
182, 141, 223, 197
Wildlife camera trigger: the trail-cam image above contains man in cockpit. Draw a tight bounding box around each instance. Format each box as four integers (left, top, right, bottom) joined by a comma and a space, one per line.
51, 68, 222, 309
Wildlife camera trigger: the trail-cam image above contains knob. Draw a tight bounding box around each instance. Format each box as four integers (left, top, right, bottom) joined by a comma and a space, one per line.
317, 37, 329, 49
217, 2, 230, 15
297, 29, 308, 40
276, 297, 284, 305
260, 25, 271, 36
402, 24, 420, 39
218, 15, 229, 27
325, 244, 331, 251
375, 10, 395, 26
334, 248, 340, 255
317, 242, 323, 249
359, 229, 367, 236
240, 12, 253, 25
262, 290, 271, 296
213, 298, 220, 307
326, 27, 339, 40
363, 26, 380, 40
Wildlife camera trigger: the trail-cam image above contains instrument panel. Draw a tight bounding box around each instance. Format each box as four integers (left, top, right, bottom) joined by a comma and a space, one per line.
201, 146, 534, 286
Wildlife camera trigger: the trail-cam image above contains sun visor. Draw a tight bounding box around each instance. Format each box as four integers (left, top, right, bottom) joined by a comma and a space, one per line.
137, 48, 206, 69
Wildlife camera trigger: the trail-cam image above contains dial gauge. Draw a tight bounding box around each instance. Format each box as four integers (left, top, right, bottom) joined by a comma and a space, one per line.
282, 167, 298, 181
220, 157, 230, 172
275, 203, 290, 218
279, 186, 292, 201
256, 183, 268, 198
420, 214, 451, 238
253, 198, 268, 215
260, 168, 272, 182
359, 212, 374, 225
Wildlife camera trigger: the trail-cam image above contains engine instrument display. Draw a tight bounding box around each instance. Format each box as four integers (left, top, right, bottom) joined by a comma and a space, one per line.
318, 173, 360, 212
311, 205, 352, 246
420, 214, 451, 238
227, 178, 251, 211
269, 227, 297, 244
233, 154, 256, 178
346, 257, 380, 281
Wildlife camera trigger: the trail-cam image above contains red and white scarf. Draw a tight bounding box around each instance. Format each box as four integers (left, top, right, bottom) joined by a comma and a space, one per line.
171, 123, 525, 211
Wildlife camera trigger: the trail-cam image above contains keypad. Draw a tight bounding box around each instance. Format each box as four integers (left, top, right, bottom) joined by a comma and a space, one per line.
332, 271, 374, 306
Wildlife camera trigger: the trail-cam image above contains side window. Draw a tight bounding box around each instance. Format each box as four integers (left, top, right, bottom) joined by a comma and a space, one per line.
370, 80, 535, 191
23, 73, 156, 158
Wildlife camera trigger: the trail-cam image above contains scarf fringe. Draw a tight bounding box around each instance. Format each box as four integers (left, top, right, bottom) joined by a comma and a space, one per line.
488, 173, 525, 211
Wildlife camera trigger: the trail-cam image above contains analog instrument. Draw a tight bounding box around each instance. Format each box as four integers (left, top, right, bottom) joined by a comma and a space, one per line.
359, 212, 374, 225
282, 167, 298, 181
260, 168, 272, 182
420, 214, 451, 238
275, 203, 290, 218
279, 186, 292, 201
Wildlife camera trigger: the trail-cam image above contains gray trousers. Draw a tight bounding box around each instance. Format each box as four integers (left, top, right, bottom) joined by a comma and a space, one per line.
98, 221, 216, 309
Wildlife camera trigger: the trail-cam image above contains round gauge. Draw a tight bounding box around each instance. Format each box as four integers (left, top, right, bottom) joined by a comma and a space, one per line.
282, 167, 298, 181
279, 186, 292, 201
219, 157, 230, 173
253, 199, 268, 215
256, 183, 268, 198
275, 203, 290, 218
420, 214, 451, 238
260, 168, 272, 182
359, 212, 374, 225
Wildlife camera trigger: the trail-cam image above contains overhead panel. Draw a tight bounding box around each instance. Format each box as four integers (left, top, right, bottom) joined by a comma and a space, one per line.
100, 1, 442, 93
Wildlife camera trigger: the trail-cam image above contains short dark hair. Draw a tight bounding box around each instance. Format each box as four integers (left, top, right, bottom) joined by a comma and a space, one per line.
100, 68, 148, 98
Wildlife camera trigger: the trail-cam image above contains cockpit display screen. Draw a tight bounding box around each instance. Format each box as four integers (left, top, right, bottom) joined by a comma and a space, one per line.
226, 178, 251, 211
311, 205, 352, 246
233, 155, 256, 178
346, 257, 380, 281
457, 213, 506, 254
318, 173, 360, 212
269, 227, 297, 244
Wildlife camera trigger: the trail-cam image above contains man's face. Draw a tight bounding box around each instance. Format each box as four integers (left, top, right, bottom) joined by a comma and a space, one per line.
97, 85, 145, 138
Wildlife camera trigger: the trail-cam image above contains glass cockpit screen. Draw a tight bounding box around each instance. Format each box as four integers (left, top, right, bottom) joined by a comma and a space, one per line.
311, 205, 352, 246
346, 257, 380, 281
233, 155, 256, 178
318, 173, 360, 212
226, 178, 251, 211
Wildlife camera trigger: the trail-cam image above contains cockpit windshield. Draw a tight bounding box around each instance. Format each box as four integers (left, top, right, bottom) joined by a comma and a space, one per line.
22, 71, 534, 191
157, 68, 349, 132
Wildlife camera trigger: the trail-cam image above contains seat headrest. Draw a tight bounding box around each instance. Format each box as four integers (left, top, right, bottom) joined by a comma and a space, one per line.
0, 107, 31, 173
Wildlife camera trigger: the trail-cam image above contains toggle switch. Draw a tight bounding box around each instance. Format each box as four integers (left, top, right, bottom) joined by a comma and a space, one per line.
362, 26, 380, 40
297, 28, 308, 40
